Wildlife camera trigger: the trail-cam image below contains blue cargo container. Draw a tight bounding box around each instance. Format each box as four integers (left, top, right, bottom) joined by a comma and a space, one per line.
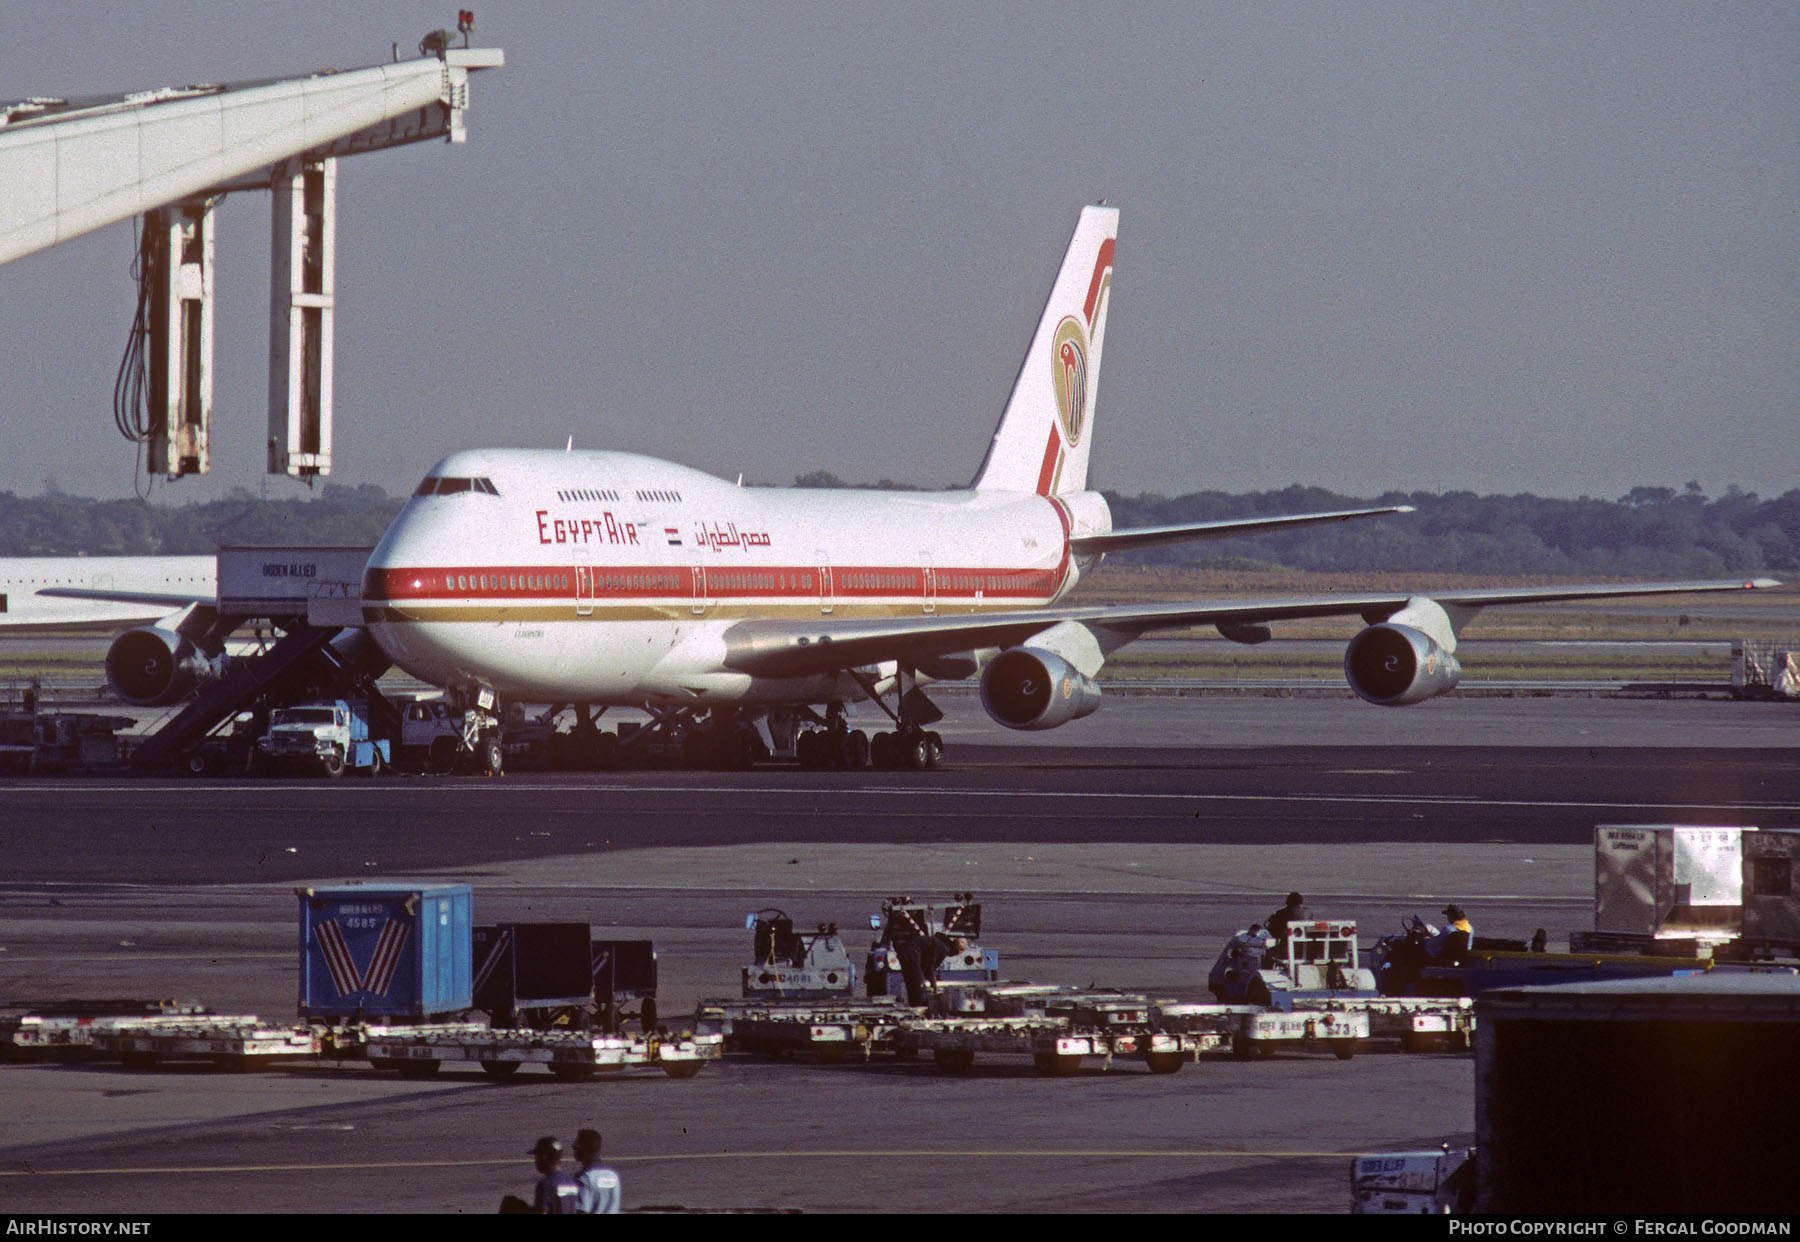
296, 884, 472, 1021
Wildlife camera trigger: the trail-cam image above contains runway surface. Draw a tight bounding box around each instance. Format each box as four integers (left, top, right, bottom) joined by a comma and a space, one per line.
0, 695, 1794, 1213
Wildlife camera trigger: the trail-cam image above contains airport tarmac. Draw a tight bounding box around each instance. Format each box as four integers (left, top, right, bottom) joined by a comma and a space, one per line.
0, 694, 1794, 1214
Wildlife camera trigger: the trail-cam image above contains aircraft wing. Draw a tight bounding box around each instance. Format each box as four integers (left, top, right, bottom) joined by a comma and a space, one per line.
35, 586, 218, 609
1069, 504, 1414, 556
721, 577, 1779, 679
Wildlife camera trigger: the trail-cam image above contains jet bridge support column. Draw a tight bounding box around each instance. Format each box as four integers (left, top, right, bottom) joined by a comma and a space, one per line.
143, 198, 216, 478
267, 157, 336, 479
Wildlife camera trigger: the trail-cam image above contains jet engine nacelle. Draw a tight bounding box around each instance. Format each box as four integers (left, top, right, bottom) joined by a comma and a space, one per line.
979, 647, 1102, 731
1344, 623, 1462, 706
105, 626, 224, 706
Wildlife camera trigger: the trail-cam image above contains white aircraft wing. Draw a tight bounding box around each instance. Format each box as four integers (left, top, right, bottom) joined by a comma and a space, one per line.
722, 577, 1779, 679
1069, 504, 1414, 556
35, 586, 219, 609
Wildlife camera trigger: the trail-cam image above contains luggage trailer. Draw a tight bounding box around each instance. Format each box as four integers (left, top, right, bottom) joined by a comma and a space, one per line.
1, 999, 214, 1060
90, 1018, 320, 1070
360, 1023, 722, 1081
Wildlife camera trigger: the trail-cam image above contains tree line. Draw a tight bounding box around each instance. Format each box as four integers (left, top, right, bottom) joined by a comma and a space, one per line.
0, 478, 1792, 576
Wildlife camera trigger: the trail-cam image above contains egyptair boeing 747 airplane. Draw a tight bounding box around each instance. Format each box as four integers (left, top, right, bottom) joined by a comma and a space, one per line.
356, 205, 1777, 769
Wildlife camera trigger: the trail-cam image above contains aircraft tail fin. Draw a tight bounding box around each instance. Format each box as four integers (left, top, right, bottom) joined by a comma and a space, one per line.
972, 204, 1118, 496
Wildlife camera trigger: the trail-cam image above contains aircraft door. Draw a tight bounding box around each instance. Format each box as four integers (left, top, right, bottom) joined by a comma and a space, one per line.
574, 564, 594, 616
691, 566, 707, 615
921, 554, 936, 614
817, 556, 833, 615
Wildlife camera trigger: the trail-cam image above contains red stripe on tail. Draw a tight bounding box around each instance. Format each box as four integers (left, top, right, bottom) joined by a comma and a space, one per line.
1034, 425, 1062, 496
1083, 238, 1115, 326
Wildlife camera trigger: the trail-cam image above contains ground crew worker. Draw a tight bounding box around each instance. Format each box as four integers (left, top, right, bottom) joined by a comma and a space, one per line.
1265, 892, 1307, 955
1425, 905, 1474, 963
530, 1136, 579, 1214
573, 1128, 622, 1214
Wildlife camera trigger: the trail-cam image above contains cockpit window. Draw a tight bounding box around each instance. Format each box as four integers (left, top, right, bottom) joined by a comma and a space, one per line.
414, 476, 499, 496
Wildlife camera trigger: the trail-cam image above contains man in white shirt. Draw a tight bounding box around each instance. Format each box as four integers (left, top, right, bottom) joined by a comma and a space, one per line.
574, 1128, 622, 1214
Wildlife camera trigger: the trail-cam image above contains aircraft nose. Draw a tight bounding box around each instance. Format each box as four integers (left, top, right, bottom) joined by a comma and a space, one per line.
363, 503, 441, 601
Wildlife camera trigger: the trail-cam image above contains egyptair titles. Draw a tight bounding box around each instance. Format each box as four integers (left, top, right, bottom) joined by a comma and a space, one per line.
535, 509, 772, 552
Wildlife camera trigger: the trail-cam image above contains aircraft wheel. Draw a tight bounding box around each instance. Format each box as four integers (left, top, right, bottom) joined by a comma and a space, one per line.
795, 730, 818, 768
904, 732, 930, 771
729, 727, 757, 769
849, 730, 870, 768
925, 731, 943, 768
481, 736, 504, 776
871, 732, 895, 768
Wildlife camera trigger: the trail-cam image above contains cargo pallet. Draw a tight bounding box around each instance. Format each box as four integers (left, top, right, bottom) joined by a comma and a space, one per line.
360, 1023, 723, 1081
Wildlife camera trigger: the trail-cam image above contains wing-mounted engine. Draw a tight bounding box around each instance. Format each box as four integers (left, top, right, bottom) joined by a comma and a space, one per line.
979, 647, 1101, 730
1344, 624, 1461, 705
1343, 595, 1474, 706
105, 625, 227, 706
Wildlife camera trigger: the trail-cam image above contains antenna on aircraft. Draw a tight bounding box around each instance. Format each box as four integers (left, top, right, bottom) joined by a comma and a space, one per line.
565, 436, 573, 451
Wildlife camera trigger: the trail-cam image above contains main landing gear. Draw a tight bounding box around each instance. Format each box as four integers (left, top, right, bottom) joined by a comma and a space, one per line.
536, 685, 948, 773
794, 670, 945, 771
550, 703, 768, 771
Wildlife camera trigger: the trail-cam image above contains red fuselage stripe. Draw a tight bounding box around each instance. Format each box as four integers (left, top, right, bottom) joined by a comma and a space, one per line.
364, 564, 1060, 603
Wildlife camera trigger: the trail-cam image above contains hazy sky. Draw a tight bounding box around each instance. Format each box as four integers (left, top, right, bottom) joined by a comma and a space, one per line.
2, 2, 1794, 504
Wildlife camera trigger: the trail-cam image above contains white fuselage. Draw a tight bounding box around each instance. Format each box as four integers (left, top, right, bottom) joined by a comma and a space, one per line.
0, 556, 215, 630
362, 449, 1109, 706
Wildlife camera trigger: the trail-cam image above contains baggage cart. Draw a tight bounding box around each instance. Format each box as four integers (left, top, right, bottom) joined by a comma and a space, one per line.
362, 1022, 721, 1081
91, 1019, 319, 1070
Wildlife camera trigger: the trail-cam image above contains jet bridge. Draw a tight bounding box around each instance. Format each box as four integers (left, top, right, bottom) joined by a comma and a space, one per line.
0, 20, 503, 481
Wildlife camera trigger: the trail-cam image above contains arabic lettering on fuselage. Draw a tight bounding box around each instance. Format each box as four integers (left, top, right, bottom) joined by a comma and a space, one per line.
695, 521, 772, 553
534, 509, 641, 546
